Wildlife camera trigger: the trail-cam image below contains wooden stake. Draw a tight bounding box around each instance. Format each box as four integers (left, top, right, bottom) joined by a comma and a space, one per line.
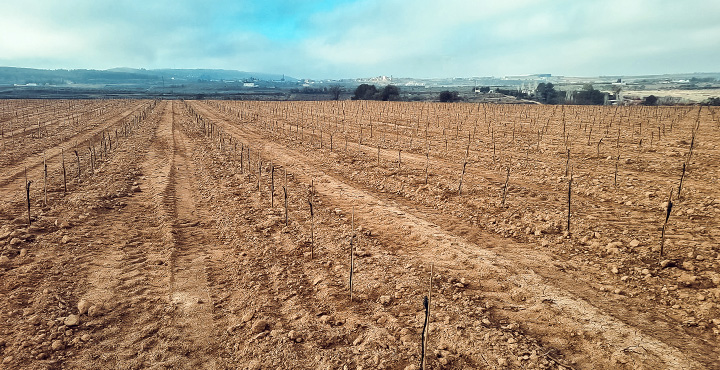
614, 154, 619, 187
74, 150, 80, 181
424, 263, 434, 370
565, 149, 570, 177
43, 153, 47, 206
458, 161, 467, 196
567, 168, 573, 235
257, 158, 262, 192
660, 189, 673, 257
425, 151, 429, 185
420, 295, 430, 370
62, 148, 67, 194
350, 205, 355, 302
309, 201, 314, 259
284, 168, 288, 226
677, 162, 686, 200
25, 176, 32, 225
501, 166, 510, 207
240, 143, 244, 174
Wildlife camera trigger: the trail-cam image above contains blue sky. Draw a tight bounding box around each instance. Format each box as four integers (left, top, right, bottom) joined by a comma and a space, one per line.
0, 0, 718, 79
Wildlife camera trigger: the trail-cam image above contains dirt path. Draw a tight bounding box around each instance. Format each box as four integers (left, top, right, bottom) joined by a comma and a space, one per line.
164, 101, 220, 368
59, 101, 223, 368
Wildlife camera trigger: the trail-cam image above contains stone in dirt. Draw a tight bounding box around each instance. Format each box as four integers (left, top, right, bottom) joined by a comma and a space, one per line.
287, 330, 302, 342
0, 255, 9, 265
51, 340, 64, 351
379, 295, 392, 305
77, 299, 91, 315
64, 314, 80, 327
251, 320, 268, 333
660, 260, 675, 268
677, 273, 698, 286
87, 305, 101, 317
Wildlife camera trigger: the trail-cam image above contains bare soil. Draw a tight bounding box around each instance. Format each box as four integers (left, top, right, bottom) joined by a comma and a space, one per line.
1, 100, 719, 369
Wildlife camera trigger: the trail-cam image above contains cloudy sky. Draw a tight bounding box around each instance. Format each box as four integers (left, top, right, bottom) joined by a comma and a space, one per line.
1, 0, 718, 79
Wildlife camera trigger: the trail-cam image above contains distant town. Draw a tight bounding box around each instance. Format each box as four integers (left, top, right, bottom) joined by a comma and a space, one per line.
1, 67, 718, 105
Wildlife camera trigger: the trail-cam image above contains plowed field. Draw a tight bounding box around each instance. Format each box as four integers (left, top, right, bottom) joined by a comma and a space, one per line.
1, 100, 718, 369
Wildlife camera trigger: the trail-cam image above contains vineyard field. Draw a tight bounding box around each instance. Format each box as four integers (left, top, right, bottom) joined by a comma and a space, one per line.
1, 100, 719, 369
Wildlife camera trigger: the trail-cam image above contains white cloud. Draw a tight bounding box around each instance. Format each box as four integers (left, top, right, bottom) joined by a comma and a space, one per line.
0, 0, 718, 78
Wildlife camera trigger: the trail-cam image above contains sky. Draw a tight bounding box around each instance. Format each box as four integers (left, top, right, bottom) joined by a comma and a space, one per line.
0, 0, 719, 79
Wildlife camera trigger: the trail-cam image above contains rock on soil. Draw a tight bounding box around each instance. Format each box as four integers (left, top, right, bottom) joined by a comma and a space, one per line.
64, 314, 80, 326
51, 340, 64, 351
251, 320, 268, 333
77, 299, 91, 315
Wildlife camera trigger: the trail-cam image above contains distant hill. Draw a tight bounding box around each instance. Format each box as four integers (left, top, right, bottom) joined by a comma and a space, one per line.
107, 68, 294, 83
0, 67, 296, 86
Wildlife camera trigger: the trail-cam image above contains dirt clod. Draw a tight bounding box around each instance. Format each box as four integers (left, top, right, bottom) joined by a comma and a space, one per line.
64, 315, 80, 327
251, 320, 268, 334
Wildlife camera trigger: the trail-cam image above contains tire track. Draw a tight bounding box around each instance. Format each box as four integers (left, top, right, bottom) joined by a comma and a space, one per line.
163, 101, 220, 369
65, 101, 220, 369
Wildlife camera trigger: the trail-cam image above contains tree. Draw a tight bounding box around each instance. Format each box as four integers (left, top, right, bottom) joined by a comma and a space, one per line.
573, 84, 605, 105
643, 95, 658, 106
380, 85, 400, 101
352, 84, 378, 100
329, 85, 342, 100
351, 83, 400, 101
535, 82, 560, 104
703, 97, 720, 106
439, 90, 460, 102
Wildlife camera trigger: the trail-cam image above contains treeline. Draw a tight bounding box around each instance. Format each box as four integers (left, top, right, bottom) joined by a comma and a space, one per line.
351, 84, 401, 101
493, 83, 604, 105
289, 87, 329, 94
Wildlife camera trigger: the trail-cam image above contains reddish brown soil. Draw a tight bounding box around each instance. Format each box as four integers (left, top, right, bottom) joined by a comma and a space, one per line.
1, 100, 718, 369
